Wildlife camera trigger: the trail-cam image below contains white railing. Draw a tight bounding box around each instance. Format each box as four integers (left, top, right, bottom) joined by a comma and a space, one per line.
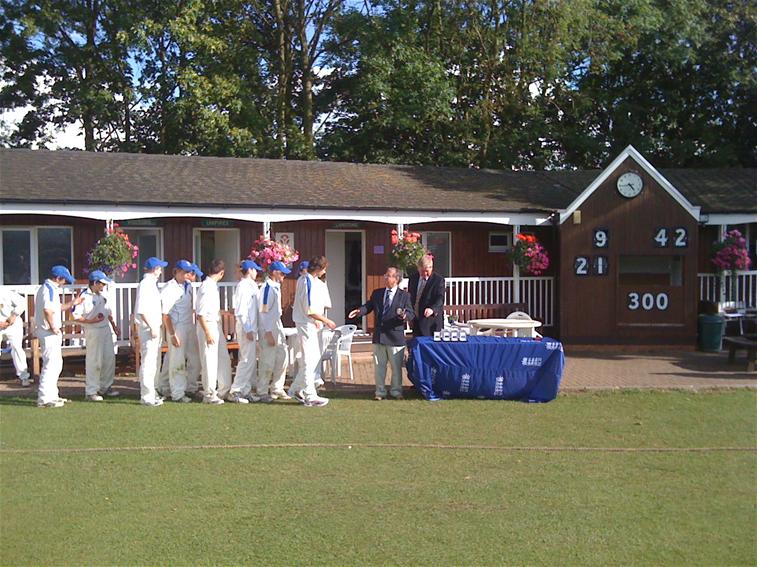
445, 276, 555, 326
0, 281, 240, 349
698, 271, 757, 307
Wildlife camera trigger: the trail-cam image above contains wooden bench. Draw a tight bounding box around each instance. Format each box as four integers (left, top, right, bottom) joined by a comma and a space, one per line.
723, 336, 757, 372
131, 310, 240, 376
444, 303, 529, 324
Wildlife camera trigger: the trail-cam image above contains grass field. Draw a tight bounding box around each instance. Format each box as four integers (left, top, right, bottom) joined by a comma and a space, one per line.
1, 389, 755, 566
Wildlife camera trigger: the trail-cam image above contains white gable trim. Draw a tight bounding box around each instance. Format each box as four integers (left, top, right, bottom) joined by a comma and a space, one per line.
558, 145, 701, 224
703, 213, 757, 225
0, 202, 553, 226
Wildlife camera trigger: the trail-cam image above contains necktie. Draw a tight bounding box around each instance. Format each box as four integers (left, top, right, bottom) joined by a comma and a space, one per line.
415, 278, 426, 313
383, 289, 392, 317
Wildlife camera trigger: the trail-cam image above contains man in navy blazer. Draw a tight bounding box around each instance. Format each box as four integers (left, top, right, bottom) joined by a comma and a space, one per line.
349, 266, 415, 400
408, 254, 446, 337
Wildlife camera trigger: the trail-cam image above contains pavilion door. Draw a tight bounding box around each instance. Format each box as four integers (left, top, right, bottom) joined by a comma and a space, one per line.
193, 228, 239, 282
325, 230, 364, 328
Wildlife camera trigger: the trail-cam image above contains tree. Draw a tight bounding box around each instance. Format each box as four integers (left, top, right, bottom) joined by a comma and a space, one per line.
0, 0, 137, 150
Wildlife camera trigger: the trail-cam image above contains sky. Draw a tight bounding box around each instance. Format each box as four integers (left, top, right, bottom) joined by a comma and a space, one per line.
1, 102, 85, 150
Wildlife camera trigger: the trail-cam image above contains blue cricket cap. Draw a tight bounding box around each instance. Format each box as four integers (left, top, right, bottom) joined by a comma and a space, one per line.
298, 261, 309, 272
144, 256, 168, 270
190, 263, 204, 278
175, 259, 193, 272
51, 265, 74, 284
241, 259, 263, 272
269, 261, 291, 274
88, 270, 113, 284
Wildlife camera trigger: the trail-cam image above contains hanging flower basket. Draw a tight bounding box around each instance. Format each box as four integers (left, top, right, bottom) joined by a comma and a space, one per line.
711, 229, 751, 303
248, 235, 299, 272
86, 224, 139, 278
711, 229, 751, 273
511, 233, 550, 275
388, 229, 428, 274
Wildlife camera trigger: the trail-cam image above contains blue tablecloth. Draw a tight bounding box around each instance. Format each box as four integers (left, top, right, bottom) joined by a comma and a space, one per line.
406, 336, 564, 402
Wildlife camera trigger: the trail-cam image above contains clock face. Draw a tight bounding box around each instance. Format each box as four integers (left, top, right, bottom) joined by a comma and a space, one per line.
617, 172, 643, 198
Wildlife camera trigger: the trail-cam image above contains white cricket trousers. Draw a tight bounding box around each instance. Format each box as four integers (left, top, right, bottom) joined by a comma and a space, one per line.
230, 321, 257, 397
158, 325, 201, 396
138, 327, 162, 404
372, 344, 405, 398
0, 319, 28, 379
257, 335, 287, 396
291, 323, 320, 398
37, 333, 63, 404
84, 326, 115, 396
164, 323, 201, 400
197, 321, 232, 400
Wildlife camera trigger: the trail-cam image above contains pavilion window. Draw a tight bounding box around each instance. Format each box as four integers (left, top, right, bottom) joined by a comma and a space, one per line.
0, 226, 73, 285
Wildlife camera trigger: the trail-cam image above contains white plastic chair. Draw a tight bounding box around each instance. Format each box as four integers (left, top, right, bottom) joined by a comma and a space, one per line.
506, 310, 542, 338
322, 324, 357, 384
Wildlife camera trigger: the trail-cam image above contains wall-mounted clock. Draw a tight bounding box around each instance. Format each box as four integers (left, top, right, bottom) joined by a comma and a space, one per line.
616, 171, 643, 198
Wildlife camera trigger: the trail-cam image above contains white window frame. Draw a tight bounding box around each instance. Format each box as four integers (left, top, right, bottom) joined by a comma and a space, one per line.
0, 225, 74, 285
488, 231, 513, 253
119, 227, 165, 282
192, 227, 241, 280
421, 231, 452, 276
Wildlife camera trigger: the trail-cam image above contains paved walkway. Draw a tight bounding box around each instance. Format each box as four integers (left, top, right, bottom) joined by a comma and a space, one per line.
1, 346, 754, 399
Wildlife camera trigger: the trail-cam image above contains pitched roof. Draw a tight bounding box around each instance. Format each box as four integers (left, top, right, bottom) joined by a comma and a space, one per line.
0, 149, 754, 214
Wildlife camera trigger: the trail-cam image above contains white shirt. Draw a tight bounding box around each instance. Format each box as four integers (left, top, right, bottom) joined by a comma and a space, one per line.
293, 273, 327, 325
0, 289, 26, 323
135, 272, 162, 331
259, 279, 284, 337
314, 276, 332, 310
233, 277, 260, 335
196, 277, 221, 323
34, 279, 61, 335
161, 278, 194, 327
73, 287, 111, 329
383, 286, 397, 312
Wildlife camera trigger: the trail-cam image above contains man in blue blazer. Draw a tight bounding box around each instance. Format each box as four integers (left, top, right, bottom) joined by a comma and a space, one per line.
349, 266, 415, 400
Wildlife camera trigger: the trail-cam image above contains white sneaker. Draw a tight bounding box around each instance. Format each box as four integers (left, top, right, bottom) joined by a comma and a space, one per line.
288, 388, 306, 404
251, 394, 273, 404
227, 393, 249, 404
19, 373, 31, 387
141, 398, 164, 407
86, 394, 104, 402
271, 390, 291, 400
37, 399, 65, 408
101, 388, 120, 398
203, 396, 225, 405
173, 396, 193, 403
304, 394, 329, 408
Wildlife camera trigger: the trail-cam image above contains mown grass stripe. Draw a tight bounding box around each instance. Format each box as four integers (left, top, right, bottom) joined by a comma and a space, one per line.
1, 442, 755, 454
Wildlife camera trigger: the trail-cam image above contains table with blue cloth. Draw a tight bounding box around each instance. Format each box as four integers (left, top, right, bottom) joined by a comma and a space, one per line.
406, 336, 564, 402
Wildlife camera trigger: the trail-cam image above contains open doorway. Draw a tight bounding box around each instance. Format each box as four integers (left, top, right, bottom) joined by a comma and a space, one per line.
325, 230, 364, 328
193, 228, 240, 282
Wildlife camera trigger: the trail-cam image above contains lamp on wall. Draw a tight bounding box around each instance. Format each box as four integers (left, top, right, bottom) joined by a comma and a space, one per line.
573, 210, 582, 224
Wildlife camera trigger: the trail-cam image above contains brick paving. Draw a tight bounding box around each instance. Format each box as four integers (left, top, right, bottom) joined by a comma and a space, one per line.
1, 345, 754, 400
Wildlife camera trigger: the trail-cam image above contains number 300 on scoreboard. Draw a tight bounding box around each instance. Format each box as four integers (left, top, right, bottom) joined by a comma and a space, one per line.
627, 292, 669, 311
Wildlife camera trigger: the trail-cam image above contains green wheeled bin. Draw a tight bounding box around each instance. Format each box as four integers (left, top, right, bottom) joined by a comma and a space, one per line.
698, 314, 725, 352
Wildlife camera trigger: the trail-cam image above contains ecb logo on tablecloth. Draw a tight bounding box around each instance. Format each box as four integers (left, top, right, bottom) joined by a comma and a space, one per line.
493, 376, 504, 396
521, 357, 543, 367
459, 373, 471, 393
545, 342, 561, 351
